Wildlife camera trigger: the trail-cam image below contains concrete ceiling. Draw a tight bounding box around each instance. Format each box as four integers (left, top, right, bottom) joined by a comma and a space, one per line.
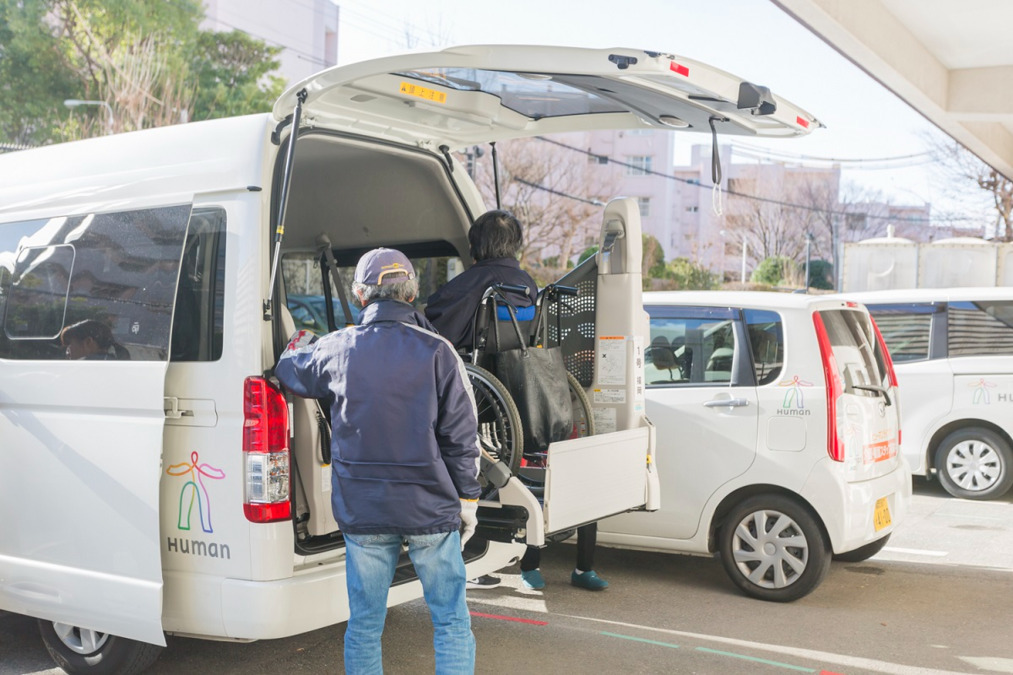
771, 0, 1013, 181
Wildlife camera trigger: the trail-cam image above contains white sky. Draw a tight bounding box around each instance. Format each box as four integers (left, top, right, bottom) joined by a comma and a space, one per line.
329, 0, 990, 227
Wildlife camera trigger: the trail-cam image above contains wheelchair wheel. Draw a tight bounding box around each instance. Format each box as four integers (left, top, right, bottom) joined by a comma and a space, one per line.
519, 372, 595, 488
465, 364, 523, 477
567, 371, 596, 439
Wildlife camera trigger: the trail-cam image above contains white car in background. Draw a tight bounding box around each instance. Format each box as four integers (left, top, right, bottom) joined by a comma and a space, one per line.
597, 291, 912, 602
844, 288, 1013, 500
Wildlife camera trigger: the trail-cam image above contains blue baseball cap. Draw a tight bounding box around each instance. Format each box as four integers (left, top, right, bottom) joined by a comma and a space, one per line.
353, 247, 416, 286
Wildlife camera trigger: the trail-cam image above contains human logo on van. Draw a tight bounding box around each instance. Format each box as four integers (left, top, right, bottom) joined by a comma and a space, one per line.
166, 451, 226, 533
970, 378, 996, 404
777, 375, 813, 414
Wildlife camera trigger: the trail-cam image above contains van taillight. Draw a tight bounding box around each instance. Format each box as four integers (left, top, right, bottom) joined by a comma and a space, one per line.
812, 313, 845, 462
243, 376, 291, 522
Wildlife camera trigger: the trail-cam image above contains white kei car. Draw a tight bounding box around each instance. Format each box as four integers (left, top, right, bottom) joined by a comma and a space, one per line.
597, 291, 912, 602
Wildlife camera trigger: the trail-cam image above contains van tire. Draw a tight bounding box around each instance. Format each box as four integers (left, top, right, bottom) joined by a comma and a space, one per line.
935, 428, 1013, 500
38, 620, 163, 675
718, 495, 831, 602
833, 533, 891, 563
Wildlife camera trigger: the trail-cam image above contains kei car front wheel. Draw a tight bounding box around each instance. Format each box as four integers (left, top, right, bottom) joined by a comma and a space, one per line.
38, 620, 163, 675
718, 494, 831, 602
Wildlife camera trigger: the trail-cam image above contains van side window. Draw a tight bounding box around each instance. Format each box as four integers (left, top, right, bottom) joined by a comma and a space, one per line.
947, 301, 1013, 357
0, 206, 191, 361
865, 303, 934, 362
646, 307, 736, 386
5, 245, 75, 339
171, 208, 226, 362
743, 309, 783, 385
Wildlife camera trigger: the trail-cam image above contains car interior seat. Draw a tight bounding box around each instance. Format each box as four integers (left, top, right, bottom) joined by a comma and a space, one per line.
648, 335, 678, 383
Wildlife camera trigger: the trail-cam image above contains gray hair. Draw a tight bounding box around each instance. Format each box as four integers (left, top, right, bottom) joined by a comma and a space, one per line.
352, 277, 419, 305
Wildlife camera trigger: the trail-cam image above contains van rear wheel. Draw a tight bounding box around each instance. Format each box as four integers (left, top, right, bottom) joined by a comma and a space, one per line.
935, 428, 1013, 500
38, 620, 163, 675
718, 494, 831, 602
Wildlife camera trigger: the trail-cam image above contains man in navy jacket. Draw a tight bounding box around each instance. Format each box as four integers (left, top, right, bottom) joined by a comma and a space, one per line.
276, 247, 480, 674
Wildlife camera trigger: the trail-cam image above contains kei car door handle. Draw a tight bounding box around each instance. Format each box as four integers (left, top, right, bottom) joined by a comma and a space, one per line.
703, 398, 749, 408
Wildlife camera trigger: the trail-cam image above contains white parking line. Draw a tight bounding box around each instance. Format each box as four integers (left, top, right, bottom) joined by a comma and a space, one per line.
881, 546, 949, 557
555, 614, 969, 675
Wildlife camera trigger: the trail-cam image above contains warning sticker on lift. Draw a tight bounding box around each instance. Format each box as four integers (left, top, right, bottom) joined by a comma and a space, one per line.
593, 407, 618, 434
598, 336, 627, 385
593, 388, 626, 404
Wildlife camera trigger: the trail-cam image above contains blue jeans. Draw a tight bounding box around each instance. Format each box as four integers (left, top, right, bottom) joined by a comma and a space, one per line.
344, 531, 475, 674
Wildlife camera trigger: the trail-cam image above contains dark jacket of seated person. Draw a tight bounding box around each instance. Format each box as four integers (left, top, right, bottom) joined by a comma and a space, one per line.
425, 257, 537, 352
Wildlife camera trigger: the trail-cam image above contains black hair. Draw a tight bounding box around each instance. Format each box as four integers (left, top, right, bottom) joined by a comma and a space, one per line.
468, 210, 524, 261
61, 319, 129, 359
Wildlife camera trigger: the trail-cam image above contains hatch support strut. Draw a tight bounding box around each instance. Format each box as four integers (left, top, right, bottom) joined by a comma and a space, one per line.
265, 88, 308, 321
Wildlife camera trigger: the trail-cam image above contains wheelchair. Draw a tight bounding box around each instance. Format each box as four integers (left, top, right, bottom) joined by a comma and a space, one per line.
464, 283, 595, 492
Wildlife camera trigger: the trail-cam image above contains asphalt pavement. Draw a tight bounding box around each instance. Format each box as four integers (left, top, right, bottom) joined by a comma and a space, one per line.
3, 477, 1012, 675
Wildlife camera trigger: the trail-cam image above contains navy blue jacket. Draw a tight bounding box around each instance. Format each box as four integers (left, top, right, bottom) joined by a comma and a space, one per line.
425, 258, 538, 351
275, 299, 481, 535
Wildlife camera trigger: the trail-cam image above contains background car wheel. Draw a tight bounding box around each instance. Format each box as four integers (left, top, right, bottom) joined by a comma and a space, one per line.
38, 620, 163, 675
718, 494, 831, 602
833, 533, 891, 563
934, 428, 1013, 500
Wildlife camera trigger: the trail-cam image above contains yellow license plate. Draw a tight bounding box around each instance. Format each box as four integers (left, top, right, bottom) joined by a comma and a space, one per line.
873, 496, 892, 532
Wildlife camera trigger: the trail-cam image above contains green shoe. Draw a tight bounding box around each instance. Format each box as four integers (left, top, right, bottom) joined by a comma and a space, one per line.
571, 569, 608, 591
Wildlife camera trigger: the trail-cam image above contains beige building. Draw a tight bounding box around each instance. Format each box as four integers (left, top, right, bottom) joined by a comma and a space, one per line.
202, 0, 339, 86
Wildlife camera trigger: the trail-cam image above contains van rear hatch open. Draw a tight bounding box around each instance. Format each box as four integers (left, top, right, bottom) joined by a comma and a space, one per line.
274, 45, 821, 149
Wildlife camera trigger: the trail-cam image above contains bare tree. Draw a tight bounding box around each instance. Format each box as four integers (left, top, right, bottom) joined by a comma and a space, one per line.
468, 137, 614, 268
927, 137, 1013, 241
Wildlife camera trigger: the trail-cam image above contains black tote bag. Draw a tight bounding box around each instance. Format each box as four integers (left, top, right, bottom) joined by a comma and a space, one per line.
488, 305, 573, 454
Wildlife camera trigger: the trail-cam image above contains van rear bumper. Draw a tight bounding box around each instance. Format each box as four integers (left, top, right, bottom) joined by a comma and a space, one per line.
163, 539, 522, 641
800, 458, 912, 554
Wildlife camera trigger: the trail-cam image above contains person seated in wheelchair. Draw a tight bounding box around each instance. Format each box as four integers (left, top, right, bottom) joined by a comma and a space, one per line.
425, 209, 609, 593
425, 209, 537, 353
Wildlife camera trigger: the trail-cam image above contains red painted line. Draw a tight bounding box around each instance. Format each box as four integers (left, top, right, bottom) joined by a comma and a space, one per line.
820, 671, 846, 674
470, 611, 548, 626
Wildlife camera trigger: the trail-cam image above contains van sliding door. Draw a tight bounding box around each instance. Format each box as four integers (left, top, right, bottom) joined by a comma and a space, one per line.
0, 205, 192, 646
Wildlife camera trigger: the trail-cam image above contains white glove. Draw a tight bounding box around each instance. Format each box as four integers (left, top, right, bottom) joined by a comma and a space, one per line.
460, 499, 478, 549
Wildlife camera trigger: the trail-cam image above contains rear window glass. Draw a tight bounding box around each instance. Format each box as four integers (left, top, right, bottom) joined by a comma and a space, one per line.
866, 303, 935, 362
948, 301, 1013, 357
397, 68, 628, 119
817, 309, 884, 397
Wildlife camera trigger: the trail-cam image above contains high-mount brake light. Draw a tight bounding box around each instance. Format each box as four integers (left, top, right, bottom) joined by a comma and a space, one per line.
670, 62, 689, 77
243, 376, 291, 522
813, 312, 845, 462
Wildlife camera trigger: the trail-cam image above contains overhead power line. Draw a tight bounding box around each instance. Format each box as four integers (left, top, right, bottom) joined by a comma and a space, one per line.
728, 140, 933, 168
533, 136, 977, 225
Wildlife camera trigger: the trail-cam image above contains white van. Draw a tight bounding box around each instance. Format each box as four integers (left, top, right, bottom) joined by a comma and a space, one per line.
0, 46, 817, 672
597, 292, 911, 602
844, 288, 1013, 500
